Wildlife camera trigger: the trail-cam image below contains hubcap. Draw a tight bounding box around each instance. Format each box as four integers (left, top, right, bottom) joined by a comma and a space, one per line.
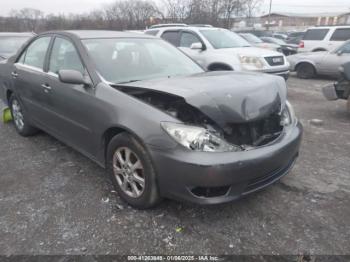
12, 99, 24, 130
113, 147, 145, 198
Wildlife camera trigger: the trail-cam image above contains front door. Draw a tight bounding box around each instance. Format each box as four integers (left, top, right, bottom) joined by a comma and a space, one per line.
43, 36, 96, 155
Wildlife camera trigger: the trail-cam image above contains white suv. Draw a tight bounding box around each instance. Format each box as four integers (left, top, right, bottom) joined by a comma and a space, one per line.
145, 26, 290, 79
298, 25, 350, 53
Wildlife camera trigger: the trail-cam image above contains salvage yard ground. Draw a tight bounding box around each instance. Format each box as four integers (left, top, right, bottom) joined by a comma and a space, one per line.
0, 75, 349, 255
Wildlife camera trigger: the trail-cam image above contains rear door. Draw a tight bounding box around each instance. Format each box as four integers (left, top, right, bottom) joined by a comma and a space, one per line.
12, 36, 52, 125
301, 28, 329, 52
44, 36, 96, 155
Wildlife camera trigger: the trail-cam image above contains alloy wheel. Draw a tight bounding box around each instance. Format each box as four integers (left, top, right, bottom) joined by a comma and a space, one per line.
11, 99, 24, 131
112, 147, 145, 198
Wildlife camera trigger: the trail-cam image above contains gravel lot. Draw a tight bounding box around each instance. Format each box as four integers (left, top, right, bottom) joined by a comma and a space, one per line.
0, 75, 349, 256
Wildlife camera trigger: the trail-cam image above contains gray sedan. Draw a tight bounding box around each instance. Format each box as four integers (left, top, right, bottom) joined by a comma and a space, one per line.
288, 40, 350, 78
0, 31, 302, 208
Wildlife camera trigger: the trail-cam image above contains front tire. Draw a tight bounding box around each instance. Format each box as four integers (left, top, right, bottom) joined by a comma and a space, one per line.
296, 63, 316, 79
9, 94, 38, 136
106, 133, 161, 209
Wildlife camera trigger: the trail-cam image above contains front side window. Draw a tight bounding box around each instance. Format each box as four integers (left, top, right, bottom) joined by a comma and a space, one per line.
200, 29, 251, 49
19, 37, 51, 69
83, 38, 203, 83
180, 32, 201, 48
49, 37, 85, 74
303, 29, 329, 41
330, 28, 350, 41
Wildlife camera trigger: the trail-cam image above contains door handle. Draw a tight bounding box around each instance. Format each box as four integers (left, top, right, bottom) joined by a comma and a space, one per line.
11, 72, 18, 78
41, 83, 52, 93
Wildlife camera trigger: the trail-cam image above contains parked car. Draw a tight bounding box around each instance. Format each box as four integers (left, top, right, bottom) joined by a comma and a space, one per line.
0, 30, 302, 208
288, 40, 350, 79
0, 32, 34, 60
261, 37, 298, 56
286, 31, 305, 42
323, 61, 350, 112
273, 33, 288, 40
298, 25, 350, 53
146, 26, 290, 79
286, 35, 303, 45
239, 33, 282, 53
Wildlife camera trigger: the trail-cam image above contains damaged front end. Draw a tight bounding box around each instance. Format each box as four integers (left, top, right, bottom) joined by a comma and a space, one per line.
114, 75, 295, 152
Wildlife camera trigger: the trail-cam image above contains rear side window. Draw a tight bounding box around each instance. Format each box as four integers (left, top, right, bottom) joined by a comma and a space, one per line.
330, 28, 350, 41
19, 37, 51, 69
145, 30, 159, 36
303, 29, 329, 40
161, 31, 180, 46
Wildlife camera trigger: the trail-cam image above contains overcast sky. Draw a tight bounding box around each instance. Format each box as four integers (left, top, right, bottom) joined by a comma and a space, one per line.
0, 0, 349, 16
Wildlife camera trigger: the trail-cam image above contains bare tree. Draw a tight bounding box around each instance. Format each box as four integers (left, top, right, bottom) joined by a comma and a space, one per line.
10, 8, 44, 32
243, 0, 262, 26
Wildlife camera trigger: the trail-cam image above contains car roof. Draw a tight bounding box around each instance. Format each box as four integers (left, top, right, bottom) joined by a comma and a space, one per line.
307, 25, 350, 29
44, 30, 155, 39
148, 26, 227, 32
0, 32, 35, 37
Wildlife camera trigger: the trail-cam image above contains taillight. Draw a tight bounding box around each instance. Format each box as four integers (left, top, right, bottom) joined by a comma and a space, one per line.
299, 41, 304, 48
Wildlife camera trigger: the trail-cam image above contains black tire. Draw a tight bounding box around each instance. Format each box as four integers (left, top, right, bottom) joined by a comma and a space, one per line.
106, 132, 161, 209
9, 94, 38, 136
296, 63, 316, 79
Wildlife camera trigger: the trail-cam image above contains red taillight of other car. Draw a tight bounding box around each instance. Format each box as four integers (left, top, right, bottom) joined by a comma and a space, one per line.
299, 41, 304, 48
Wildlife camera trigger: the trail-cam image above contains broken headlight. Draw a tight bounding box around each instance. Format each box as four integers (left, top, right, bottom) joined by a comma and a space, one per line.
161, 122, 241, 152
280, 101, 296, 126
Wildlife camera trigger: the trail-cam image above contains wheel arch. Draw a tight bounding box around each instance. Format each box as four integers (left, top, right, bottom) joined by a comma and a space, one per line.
207, 62, 233, 71
295, 61, 317, 73
101, 125, 150, 166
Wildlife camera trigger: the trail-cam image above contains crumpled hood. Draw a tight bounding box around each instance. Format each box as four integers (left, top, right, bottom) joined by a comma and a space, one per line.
119, 71, 287, 128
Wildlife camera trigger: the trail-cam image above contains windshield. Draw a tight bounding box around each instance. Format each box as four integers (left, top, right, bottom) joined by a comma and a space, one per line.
241, 33, 263, 44
83, 38, 203, 83
0, 36, 31, 58
200, 29, 251, 49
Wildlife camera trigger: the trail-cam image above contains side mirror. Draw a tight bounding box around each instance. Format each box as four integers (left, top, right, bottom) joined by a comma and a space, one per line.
190, 42, 204, 50
337, 50, 343, 56
58, 70, 91, 86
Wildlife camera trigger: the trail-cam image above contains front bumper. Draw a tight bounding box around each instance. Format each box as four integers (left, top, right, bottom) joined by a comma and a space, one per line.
150, 122, 303, 204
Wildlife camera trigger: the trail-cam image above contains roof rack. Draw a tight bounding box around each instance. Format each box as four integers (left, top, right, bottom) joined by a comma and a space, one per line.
189, 24, 213, 28
149, 23, 188, 29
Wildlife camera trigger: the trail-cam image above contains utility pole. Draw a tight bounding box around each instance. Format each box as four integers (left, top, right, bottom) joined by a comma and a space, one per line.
267, 0, 272, 30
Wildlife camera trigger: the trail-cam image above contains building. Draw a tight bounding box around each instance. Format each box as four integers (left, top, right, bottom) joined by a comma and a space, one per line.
259, 12, 350, 30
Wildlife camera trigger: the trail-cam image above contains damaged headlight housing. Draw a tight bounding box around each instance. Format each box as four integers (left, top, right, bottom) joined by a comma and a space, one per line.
161, 122, 241, 152
238, 55, 265, 70
280, 101, 296, 126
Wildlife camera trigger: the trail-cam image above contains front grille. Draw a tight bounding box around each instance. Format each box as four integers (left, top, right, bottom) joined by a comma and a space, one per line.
224, 113, 283, 147
265, 56, 285, 66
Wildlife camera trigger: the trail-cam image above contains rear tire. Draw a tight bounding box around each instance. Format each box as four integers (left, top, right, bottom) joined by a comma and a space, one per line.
9, 94, 38, 137
106, 133, 161, 209
296, 63, 316, 79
